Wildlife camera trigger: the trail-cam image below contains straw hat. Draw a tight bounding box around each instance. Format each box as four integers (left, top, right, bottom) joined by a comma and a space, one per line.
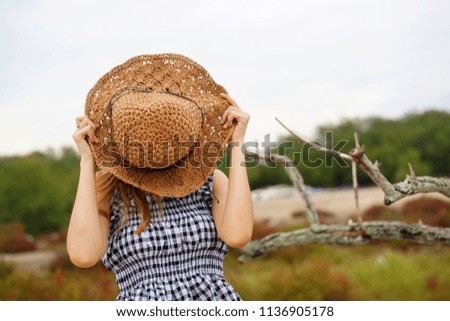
84, 53, 234, 197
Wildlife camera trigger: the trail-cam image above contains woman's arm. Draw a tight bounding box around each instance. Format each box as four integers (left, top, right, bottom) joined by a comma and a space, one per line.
212, 94, 253, 248
66, 116, 110, 268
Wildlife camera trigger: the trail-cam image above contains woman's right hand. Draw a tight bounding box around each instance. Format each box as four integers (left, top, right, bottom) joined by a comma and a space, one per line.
72, 115, 99, 160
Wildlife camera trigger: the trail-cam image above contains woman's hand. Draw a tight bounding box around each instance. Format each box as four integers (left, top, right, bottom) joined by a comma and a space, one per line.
72, 115, 99, 161
220, 93, 250, 143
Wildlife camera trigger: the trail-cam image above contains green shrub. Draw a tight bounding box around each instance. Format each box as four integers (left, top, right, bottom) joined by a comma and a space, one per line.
361, 197, 450, 227
0, 223, 37, 253
0, 262, 117, 300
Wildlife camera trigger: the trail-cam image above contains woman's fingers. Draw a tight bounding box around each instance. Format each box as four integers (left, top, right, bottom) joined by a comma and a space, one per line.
220, 93, 240, 109
220, 94, 248, 130
221, 106, 239, 126
75, 115, 87, 127
221, 107, 249, 129
72, 116, 97, 159
74, 116, 99, 143
223, 109, 239, 128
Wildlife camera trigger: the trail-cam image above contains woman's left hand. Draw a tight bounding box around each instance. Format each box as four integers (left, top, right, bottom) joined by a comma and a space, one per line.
220, 93, 250, 142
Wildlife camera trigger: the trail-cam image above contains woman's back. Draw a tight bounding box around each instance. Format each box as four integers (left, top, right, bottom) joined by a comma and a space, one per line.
102, 176, 241, 301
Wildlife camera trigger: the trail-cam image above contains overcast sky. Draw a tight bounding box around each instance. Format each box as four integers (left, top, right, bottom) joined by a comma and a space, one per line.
1, 0, 449, 155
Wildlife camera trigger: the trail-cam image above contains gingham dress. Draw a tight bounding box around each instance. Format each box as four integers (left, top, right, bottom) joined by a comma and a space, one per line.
102, 175, 241, 301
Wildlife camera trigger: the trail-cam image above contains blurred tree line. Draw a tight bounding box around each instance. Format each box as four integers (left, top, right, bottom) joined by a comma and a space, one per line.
0, 148, 80, 235
0, 109, 448, 235
220, 109, 450, 189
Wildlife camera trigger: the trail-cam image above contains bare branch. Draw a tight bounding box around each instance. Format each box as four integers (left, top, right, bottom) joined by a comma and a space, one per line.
245, 149, 320, 225
275, 118, 450, 205
352, 132, 363, 226
352, 152, 450, 205
239, 221, 450, 263
392, 175, 450, 200
408, 162, 417, 181
354, 132, 361, 149
275, 117, 353, 161
352, 161, 363, 225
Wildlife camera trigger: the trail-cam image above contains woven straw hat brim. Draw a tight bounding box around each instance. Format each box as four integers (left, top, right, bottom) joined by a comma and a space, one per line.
84, 53, 234, 197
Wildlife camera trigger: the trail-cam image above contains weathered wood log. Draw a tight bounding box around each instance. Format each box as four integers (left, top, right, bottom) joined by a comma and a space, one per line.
239, 221, 450, 263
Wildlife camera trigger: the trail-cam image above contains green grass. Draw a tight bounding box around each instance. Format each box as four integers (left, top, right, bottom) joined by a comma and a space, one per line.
1, 242, 449, 300
0, 263, 117, 300
224, 242, 450, 300
340, 245, 450, 300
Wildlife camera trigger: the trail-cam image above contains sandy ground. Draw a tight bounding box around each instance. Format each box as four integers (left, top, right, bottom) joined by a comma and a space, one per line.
253, 187, 450, 226
0, 250, 57, 273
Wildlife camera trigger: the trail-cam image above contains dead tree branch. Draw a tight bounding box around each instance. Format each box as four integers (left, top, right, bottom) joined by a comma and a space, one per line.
246, 149, 320, 226
239, 121, 450, 262
275, 117, 353, 161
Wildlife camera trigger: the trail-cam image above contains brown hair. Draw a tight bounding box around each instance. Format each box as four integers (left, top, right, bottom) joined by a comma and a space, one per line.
96, 170, 163, 234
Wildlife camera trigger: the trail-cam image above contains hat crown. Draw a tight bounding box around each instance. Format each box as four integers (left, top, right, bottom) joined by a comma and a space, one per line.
85, 53, 234, 197
111, 91, 202, 168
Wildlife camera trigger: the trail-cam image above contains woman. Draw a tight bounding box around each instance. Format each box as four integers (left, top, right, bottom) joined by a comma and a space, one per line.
67, 53, 253, 300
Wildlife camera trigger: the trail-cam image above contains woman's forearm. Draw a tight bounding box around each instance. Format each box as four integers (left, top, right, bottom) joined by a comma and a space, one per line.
66, 157, 108, 267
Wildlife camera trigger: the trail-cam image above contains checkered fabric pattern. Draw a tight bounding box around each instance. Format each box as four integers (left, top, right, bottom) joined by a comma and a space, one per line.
102, 175, 242, 301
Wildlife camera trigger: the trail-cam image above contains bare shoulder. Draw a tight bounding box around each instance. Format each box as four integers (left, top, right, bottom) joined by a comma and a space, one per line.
213, 169, 228, 193
212, 169, 228, 212
213, 168, 228, 180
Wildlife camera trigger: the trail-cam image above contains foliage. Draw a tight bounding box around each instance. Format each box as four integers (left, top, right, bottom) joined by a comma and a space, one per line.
0, 109, 448, 300
0, 223, 36, 253
1, 242, 448, 300
224, 240, 450, 301
360, 197, 450, 228
310, 109, 449, 186
225, 197, 450, 300
0, 148, 80, 235
0, 109, 448, 235
0, 262, 117, 300
1, 196, 449, 300
272, 109, 449, 187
